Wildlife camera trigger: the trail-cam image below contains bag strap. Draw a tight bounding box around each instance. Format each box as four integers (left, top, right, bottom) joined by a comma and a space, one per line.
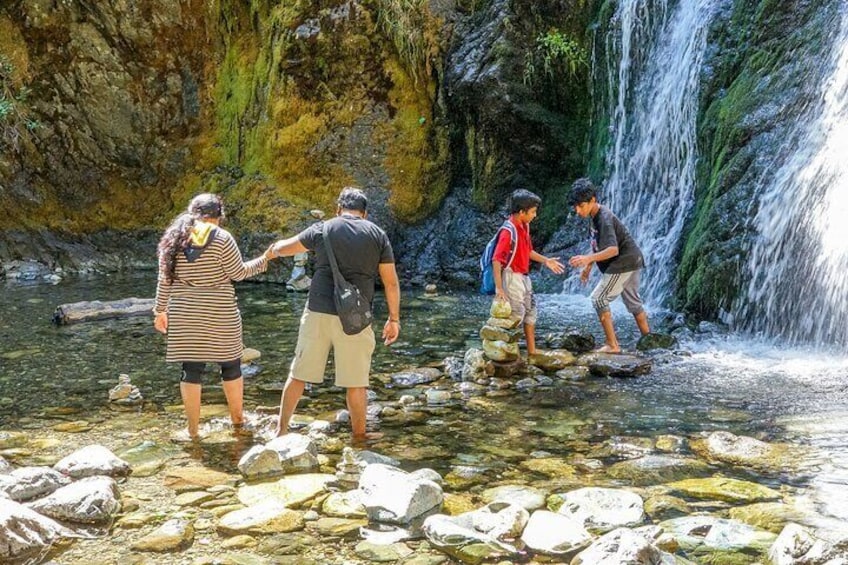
322, 222, 344, 288
502, 221, 519, 271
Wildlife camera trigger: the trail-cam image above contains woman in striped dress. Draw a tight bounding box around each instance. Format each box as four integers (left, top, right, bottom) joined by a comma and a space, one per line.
154, 193, 271, 439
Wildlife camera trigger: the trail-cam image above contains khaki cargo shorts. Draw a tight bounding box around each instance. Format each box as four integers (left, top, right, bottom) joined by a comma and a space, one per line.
289, 308, 376, 388
503, 269, 537, 326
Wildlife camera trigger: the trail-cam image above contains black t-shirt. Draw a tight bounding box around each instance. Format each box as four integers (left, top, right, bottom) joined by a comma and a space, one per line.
591, 205, 644, 274
298, 214, 395, 315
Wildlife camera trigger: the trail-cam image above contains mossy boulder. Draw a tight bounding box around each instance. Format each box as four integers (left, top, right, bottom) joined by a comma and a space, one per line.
663, 477, 781, 504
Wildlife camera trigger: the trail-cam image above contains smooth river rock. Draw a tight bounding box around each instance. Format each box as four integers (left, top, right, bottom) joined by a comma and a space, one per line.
53, 444, 132, 478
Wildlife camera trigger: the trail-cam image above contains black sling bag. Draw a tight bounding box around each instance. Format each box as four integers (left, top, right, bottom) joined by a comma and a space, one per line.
322, 222, 373, 335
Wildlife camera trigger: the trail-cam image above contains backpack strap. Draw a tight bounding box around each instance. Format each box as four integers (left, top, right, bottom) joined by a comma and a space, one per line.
501, 221, 519, 271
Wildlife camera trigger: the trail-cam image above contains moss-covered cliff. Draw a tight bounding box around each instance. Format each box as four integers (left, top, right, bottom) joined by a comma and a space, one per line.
0, 0, 596, 277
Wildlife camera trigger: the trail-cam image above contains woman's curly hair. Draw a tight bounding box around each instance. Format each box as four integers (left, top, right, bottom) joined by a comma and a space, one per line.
157, 193, 225, 283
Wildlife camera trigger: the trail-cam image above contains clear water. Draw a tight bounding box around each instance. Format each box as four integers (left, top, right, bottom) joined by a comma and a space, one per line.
2, 275, 848, 530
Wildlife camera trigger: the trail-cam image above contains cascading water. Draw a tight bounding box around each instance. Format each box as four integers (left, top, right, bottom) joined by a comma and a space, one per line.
739, 6, 848, 345
594, 0, 717, 305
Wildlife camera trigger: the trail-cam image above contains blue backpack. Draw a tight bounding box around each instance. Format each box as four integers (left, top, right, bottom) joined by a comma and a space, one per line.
480, 221, 519, 294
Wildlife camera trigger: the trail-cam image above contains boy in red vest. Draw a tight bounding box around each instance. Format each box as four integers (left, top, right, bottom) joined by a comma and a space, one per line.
492, 189, 565, 356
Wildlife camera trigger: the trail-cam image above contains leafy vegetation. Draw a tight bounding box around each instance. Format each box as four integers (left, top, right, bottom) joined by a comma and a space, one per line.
524, 29, 589, 85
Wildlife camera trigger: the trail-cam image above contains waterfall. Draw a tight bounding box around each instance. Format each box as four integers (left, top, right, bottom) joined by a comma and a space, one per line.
597, 0, 716, 305
739, 7, 848, 345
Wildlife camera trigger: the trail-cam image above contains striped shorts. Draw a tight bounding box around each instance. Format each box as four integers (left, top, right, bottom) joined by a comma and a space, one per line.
591, 270, 644, 315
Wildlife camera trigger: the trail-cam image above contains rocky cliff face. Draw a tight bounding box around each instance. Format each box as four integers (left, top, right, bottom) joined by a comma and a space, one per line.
678, 0, 842, 320
0, 0, 595, 281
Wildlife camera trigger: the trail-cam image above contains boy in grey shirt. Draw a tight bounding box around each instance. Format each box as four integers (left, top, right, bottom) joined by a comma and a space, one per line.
568, 178, 650, 352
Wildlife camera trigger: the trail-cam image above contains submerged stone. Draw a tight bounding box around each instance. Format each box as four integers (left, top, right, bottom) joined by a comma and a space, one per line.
607, 455, 711, 486
664, 476, 782, 504
690, 431, 804, 472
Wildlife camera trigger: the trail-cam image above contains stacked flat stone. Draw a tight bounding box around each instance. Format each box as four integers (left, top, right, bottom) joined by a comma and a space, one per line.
480, 300, 521, 364
108, 374, 143, 408
335, 447, 366, 489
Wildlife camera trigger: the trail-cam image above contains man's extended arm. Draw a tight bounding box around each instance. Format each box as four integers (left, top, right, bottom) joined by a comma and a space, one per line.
267, 236, 309, 258
378, 262, 401, 346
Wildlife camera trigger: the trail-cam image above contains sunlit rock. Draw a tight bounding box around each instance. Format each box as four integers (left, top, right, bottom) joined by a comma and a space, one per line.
422, 512, 522, 563
0, 431, 28, 450
54, 444, 132, 478
556, 487, 645, 532
390, 367, 442, 387
237, 434, 319, 480
655, 435, 686, 452
0, 455, 11, 474
659, 515, 777, 555
578, 352, 652, 377
28, 475, 121, 524
528, 349, 575, 371
117, 441, 179, 477
520, 510, 592, 557
607, 455, 711, 486
313, 516, 368, 537
480, 485, 547, 512
636, 333, 678, 351
323, 490, 366, 518
643, 495, 691, 522
769, 523, 848, 564
0, 466, 71, 501
359, 464, 443, 524
0, 499, 73, 562
164, 466, 237, 491
664, 476, 782, 504
480, 324, 521, 343
482, 340, 519, 362
690, 431, 804, 472
571, 527, 667, 564
462, 348, 487, 382
218, 501, 304, 535
131, 518, 195, 552
237, 474, 334, 508
354, 540, 414, 562
489, 300, 512, 319
729, 502, 809, 534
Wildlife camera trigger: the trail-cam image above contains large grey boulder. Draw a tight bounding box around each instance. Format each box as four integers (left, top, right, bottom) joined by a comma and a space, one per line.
556, 487, 645, 532
422, 504, 526, 562
571, 527, 666, 564
238, 434, 319, 480
28, 476, 122, 524
0, 499, 74, 562
53, 444, 132, 478
769, 523, 848, 565
390, 368, 443, 387
521, 510, 593, 557
358, 464, 443, 524
578, 352, 652, 378
0, 466, 71, 502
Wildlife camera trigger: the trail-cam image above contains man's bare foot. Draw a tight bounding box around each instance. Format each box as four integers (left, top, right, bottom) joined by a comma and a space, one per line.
594, 344, 621, 353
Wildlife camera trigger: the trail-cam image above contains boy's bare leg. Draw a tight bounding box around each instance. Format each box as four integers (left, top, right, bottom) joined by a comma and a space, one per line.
525, 323, 537, 355
276, 377, 306, 436
634, 311, 650, 335
598, 311, 621, 353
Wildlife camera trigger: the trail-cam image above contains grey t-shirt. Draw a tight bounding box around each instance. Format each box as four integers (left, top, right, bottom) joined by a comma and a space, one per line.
298, 214, 395, 315
591, 205, 644, 274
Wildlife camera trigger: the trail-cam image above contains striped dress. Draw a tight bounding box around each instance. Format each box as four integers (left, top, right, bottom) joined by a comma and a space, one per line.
154, 228, 268, 363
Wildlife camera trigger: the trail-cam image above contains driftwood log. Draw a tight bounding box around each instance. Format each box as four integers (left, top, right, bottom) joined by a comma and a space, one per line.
52, 298, 154, 325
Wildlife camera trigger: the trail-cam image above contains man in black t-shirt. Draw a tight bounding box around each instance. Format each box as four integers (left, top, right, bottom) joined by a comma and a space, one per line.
567, 178, 650, 353
266, 187, 401, 442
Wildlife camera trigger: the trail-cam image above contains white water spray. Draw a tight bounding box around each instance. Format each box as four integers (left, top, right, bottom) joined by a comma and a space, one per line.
599, 0, 715, 305
739, 6, 848, 345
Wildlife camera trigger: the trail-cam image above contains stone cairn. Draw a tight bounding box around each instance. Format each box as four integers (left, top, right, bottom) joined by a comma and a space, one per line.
108, 374, 143, 409
335, 447, 366, 489
479, 300, 525, 379
286, 252, 311, 292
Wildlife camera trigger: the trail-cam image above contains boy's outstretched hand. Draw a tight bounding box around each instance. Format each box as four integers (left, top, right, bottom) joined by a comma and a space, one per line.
543, 257, 565, 274
569, 255, 591, 269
